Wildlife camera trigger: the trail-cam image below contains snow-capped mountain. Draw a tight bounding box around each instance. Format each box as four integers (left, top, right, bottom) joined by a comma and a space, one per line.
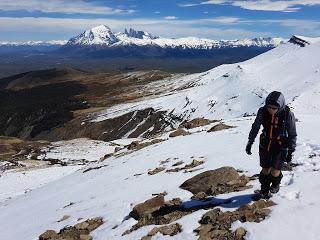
123, 28, 158, 40
1, 35, 320, 240
67, 25, 118, 45
65, 25, 286, 49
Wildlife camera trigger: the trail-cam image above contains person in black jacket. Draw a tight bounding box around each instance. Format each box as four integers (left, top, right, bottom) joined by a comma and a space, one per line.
246, 91, 297, 197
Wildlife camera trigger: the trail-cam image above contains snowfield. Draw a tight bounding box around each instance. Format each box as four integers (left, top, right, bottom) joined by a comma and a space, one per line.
1, 36, 320, 240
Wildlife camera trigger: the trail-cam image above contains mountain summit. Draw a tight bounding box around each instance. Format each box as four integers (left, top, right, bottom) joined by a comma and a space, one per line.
67, 25, 118, 45
123, 28, 158, 39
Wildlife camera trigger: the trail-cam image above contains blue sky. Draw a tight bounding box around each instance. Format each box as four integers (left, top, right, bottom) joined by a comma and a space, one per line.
1, 0, 320, 41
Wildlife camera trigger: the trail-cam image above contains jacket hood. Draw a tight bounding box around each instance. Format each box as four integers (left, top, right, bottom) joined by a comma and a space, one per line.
265, 91, 285, 113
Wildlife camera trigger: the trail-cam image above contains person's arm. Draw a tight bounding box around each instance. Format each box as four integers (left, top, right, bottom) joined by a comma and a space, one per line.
246, 107, 263, 155
248, 107, 263, 143
286, 111, 297, 152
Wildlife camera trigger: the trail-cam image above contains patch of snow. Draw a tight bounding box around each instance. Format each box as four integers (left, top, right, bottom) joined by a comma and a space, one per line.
38, 138, 116, 163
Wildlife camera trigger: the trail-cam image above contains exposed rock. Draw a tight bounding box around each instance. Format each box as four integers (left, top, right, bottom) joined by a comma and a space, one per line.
235, 227, 246, 239
79, 235, 92, 240
114, 147, 122, 152
191, 192, 208, 200
127, 139, 164, 151
182, 118, 212, 129
207, 123, 234, 132
195, 199, 276, 240
166, 160, 204, 173
57, 215, 70, 222
142, 223, 182, 239
129, 195, 165, 220
169, 129, 190, 138
39, 230, 58, 240
160, 159, 170, 165
152, 191, 168, 197
148, 167, 166, 175
124, 197, 188, 236
172, 160, 184, 166
83, 164, 109, 173
39, 217, 103, 240
180, 166, 250, 195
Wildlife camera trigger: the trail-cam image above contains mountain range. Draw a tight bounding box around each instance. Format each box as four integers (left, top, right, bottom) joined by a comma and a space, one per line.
1, 25, 285, 49
0, 25, 288, 78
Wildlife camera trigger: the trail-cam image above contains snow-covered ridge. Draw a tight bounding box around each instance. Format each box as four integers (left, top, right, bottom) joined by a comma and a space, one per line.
91, 35, 320, 123
66, 25, 286, 49
1, 25, 286, 48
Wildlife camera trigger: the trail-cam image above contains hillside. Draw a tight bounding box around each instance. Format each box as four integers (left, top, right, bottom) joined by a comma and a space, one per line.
1, 35, 320, 240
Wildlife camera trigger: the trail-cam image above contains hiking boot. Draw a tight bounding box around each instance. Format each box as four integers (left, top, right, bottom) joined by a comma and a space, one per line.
259, 172, 271, 194
270, 184, 280, 194
270, 172, 282, 194
252, 190, 272, 201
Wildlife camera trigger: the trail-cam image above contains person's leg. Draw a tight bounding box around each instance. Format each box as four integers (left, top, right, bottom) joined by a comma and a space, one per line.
269, 151, 284, 193
270, 168, 283, 193
259, 167, 271, 195
259, 146, 272, 195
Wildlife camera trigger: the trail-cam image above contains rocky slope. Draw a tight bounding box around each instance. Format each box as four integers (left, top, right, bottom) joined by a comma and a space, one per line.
0, 68, 186, 142
1, 35, 320, 240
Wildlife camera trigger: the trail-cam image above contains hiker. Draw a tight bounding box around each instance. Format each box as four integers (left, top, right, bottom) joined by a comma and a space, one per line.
245, 91, 297, 198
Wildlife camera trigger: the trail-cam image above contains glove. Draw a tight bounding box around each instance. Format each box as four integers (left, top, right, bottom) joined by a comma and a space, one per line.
245, 141, 253, 155
285, 150, 293, 162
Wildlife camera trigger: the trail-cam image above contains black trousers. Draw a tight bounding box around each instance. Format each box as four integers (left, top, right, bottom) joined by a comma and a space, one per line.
259, 145, 285, 170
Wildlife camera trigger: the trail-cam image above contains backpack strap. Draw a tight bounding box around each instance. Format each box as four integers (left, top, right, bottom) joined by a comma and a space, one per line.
282, 106, 290, 137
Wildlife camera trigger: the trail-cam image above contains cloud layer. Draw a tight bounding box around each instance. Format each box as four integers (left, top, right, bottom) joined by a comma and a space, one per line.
0, 0, 135, 15
1, 16, 320, 41
180, 0, 320, 12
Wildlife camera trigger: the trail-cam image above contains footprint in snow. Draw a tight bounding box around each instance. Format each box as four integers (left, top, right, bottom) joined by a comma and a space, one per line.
279, 190, 301, 200
281, 172, 294, 186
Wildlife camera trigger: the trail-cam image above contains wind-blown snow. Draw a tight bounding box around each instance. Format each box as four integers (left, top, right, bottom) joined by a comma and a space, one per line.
1, 35, 320, 240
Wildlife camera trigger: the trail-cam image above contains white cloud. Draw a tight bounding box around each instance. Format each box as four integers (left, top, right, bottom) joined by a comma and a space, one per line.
164, 16, 179, 20
1, 16, 320, 41
0, 0, 135, 15
0, 16, 271, 40
178, 3, 200, 7
181, 0, 320, 12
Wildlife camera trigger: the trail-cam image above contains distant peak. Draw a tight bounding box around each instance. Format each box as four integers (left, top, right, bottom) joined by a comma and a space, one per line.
91, 25, 112, 33
124, 28, 158, 39
67, 25, 118, 45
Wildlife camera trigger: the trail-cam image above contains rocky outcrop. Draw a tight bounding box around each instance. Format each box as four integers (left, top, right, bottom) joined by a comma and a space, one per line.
166, 159, 204, 173
39, 217, 104, 240
148, 167, 166, 175
124, 197, 188, 235
129, 195, 166, 220
180, 166, 250, 195
207, 123, 234, 132
127, 139, 164, 151
141, 223, 182, 240
169, 129, 190, 137
195, 200, 276, 240
181, 118, 212, 129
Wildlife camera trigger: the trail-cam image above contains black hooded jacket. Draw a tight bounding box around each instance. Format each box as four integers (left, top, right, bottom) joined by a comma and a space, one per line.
248, 91, 297, 152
